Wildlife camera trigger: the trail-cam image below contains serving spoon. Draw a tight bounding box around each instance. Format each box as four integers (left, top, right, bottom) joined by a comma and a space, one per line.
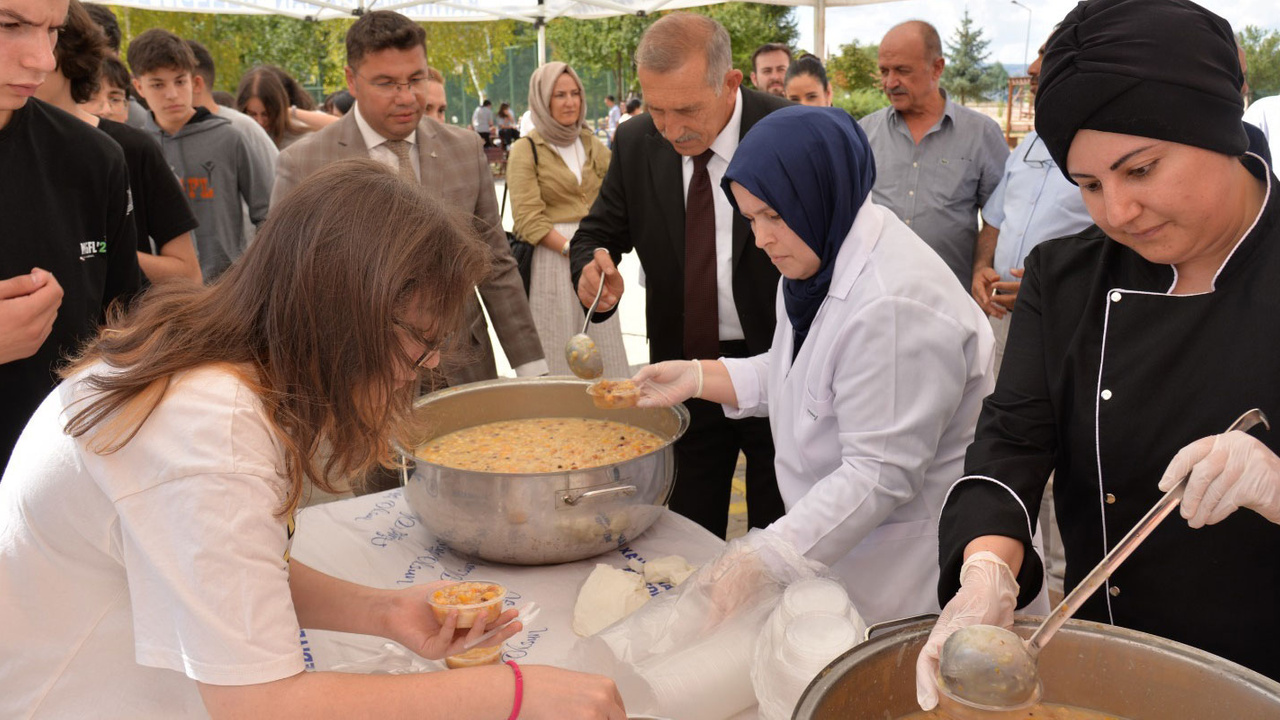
565, 279, 606, 379
938, 407, 1270, 715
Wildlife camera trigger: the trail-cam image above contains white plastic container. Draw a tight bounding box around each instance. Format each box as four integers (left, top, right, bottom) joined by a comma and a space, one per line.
768, 578, 858, 642
755, 611, 859, 720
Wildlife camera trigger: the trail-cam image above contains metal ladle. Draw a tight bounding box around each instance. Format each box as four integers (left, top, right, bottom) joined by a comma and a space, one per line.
565, 279, 606, 379
938, 407, 1270, 715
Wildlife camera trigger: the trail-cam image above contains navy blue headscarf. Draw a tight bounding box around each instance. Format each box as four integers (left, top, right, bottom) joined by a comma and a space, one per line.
722, 105, 876, 357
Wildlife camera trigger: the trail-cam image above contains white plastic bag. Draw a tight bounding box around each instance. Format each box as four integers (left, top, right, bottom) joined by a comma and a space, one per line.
565, 529, 830, 719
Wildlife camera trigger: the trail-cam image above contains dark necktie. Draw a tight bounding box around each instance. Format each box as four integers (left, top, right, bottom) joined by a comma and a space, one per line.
683, 149, 720, 360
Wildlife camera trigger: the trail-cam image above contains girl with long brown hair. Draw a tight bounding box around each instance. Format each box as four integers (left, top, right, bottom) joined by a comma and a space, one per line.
0, 159, 627, 719
236, 65, 336, 150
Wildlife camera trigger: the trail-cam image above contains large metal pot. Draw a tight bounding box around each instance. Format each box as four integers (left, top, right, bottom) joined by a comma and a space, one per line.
400, 377, 689, 565
793, 615, 1280, 719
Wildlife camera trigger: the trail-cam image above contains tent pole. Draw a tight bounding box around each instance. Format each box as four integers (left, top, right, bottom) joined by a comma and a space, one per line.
815, 0, 826, 59
536, 0, 547, 65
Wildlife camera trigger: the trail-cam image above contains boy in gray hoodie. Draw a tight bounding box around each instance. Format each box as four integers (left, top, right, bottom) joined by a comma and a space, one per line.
128, 29, 272, 282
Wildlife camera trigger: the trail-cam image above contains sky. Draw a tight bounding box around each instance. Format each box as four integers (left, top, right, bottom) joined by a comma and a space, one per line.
792, 0, 1280, 67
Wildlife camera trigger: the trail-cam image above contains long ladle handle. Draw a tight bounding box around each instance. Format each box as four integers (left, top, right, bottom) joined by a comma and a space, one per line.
582, 278, 606, 335
1024, 407, 1270, 657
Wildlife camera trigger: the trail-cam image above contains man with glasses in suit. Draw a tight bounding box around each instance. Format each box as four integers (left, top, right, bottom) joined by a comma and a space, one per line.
273, 10, 546, 390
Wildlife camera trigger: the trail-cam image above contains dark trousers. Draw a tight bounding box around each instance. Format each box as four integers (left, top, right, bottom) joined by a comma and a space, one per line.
477, 130, 493, 147
667, 342, 785, 538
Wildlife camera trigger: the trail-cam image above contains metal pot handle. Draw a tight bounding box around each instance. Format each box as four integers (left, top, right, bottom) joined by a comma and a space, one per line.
864, 613, 939, 642
561, 485, 638, 506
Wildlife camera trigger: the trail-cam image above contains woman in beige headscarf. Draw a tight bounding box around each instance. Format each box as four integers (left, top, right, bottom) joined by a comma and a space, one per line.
507, 62, 629, 378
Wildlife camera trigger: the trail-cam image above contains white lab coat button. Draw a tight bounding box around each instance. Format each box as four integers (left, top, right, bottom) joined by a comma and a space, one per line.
1110, 291, 1122, 302
1105, 493, 1116, 504
1109, 586, 1121, 597
1101, 389, 1113, 400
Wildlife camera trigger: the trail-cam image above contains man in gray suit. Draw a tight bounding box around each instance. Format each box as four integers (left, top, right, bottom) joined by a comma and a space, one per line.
274, 10, 546, 386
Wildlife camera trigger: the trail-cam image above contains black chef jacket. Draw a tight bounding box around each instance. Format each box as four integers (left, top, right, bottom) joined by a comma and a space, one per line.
940, 152, 1280, 681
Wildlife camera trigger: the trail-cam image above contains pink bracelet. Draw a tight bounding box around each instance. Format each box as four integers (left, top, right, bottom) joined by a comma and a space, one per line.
505, 660, 523, 720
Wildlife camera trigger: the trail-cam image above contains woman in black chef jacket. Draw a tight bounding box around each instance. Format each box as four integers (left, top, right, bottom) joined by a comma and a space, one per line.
915, 0, 1280, 710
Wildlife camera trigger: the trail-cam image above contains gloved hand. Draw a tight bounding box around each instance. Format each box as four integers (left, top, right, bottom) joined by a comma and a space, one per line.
1158, 430, 1280, 528
915, 551, 1020, 711
632, 360, 702, 408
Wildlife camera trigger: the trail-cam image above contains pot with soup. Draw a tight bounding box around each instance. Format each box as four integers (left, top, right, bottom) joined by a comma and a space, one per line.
792, 616, 1280, 720
399, 377, 690, 565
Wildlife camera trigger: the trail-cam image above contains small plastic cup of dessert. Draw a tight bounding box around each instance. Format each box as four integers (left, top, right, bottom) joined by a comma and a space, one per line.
587, 379, 640, 409
426, 581, 506, 629
445, 643, 504, 669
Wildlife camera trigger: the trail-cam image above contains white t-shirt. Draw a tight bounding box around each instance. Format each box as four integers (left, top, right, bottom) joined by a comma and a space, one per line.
0, 364, 305, 718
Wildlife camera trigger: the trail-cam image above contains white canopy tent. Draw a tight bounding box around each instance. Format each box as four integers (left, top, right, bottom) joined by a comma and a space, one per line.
105, 0, 898, 59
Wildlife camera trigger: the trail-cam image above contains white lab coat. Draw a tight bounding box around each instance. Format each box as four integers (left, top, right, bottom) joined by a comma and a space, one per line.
721, 200, 996, 625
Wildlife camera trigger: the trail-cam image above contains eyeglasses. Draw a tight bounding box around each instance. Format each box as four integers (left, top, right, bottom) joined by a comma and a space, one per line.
396, 322, 450, 369
358, 73, 429, 97
1022, 134, 1053, 169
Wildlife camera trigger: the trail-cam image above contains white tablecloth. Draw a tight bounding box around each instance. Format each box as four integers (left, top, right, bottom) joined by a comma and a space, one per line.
291, 489, 732, 671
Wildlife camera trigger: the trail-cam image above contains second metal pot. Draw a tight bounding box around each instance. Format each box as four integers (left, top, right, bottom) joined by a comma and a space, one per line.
793, 615, 1280, 719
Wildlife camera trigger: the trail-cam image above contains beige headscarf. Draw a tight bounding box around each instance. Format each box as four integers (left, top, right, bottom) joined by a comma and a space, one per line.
528, 61, 586, 148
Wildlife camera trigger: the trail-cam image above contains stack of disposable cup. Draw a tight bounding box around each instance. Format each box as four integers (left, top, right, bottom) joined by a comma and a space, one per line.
753, 579, 865, 720
769, 578, 862, 642
754, 612, 858, 720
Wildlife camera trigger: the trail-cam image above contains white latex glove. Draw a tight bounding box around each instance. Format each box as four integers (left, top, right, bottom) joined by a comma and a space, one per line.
632, 360, 702, 408
1158, 430, 1280, 528
915, 551, 1019, 711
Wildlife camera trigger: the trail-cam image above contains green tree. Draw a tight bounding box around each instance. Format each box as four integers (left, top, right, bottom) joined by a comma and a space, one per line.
693, 3, 798, 79
113, 8, 351, 98
832, 88, 889, 119
941, 9, 996, 105
546, 3, 798, 99
111, 7, 518, 102
545, 14, 653, 99
984, 61, 1010, 102
1239, 25, 1280, 99
422, 21, 521, 101
827, 40, 879, 93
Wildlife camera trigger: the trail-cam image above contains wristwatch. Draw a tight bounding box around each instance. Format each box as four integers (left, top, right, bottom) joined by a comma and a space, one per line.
560, 243, 571, 257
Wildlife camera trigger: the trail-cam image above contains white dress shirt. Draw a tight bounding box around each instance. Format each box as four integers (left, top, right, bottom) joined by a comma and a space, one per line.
353, 102, 420, 181
682, 88, 745, 343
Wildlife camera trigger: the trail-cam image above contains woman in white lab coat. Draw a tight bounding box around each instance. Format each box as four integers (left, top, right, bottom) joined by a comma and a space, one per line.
633, 105, 1006, 624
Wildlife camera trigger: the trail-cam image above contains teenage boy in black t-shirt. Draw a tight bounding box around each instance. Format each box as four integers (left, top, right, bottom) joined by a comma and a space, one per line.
36, 0, 201, 284
0, 0, 141, 472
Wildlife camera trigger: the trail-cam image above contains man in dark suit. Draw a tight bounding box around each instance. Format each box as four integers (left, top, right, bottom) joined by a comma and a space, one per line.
569, 12, 790, 538
274, 10, 545, 387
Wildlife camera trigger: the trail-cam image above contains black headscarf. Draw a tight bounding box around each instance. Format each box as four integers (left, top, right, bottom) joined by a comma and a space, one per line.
721, 106, 875, 357
1035, 0, 1247, 182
